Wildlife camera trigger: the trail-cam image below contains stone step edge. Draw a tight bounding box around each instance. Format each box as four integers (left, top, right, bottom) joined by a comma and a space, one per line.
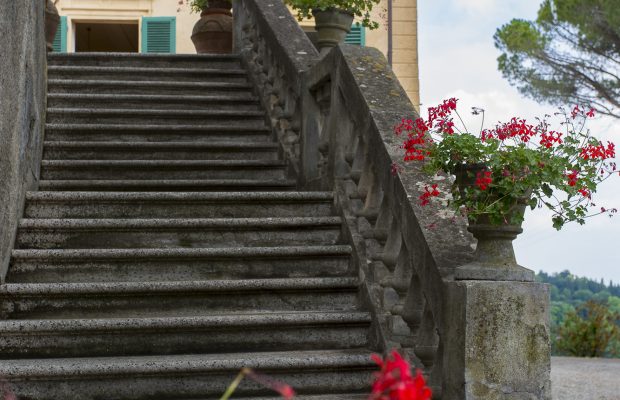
25, 191, 333, 202
47, 52, 241, 60
48, 66, 247, 75
38, 179, 297, 189
45, 123, 270, 132
18, 216, 342, 230
0, 349, 375, 378
41, 160, 286, 168
43, 141, 278, 150
11, 245, 352, 260
0, 312, 371, 334
47, 93, 260, 102
48, 79, 253, 89
47, 108, 266, 118
0, 277, 359, 295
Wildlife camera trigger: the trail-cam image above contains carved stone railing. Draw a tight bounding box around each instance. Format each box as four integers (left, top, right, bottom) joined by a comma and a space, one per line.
233, 1, 551, 398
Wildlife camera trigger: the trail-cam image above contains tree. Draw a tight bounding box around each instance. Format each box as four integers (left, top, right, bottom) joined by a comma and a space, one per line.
555, 300, 620, 357
494, 0, 620, 119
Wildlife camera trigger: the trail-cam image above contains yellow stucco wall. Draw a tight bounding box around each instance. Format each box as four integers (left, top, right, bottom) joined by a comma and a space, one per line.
55, 0, 418, 105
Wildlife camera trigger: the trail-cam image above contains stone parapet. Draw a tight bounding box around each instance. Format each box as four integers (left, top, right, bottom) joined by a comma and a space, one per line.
0, 2, 47, 281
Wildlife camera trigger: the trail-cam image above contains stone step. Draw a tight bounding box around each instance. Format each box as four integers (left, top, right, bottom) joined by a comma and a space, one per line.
47, 65, 249, 83
48, 79, 254, 96
46, 108, 267, 126
43, 141, 280, 161
16, 217, 343, 249
8, 245, 352, 283
47, 52, 243, 69
0, 311, 371, 359
0, 349, 375, 399
44, 123, 272, 142
23, 191, 334, 219
47, 93, 262, 111
40, 160, 288, 180
37, 179, 297, 192
0, 277, 361, 319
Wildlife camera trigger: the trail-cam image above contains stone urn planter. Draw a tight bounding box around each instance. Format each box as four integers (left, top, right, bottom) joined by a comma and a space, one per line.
191, 0, 233, 54
313, 8, 354, 55
45, 0, 60, 51
452, 163, 535, 282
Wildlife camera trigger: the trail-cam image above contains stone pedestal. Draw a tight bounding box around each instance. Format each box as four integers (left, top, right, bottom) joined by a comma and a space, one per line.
443, 280, 552, 399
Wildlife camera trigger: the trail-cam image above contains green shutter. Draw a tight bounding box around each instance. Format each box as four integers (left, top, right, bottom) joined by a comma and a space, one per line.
52, 16, 68, 52
141, 17, 176, 54
345, 23, 365, 46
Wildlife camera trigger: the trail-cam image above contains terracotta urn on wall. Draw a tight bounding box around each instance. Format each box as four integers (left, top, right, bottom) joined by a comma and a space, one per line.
191, 0, 233, 54
312, 8, 354, 54
45, 0, 60, 51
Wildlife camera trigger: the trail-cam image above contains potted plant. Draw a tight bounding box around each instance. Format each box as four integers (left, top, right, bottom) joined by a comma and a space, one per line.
285, 0, 381, 53
45, 0, 60, 51
395, 99, 618, 280
181, 0, 233, 54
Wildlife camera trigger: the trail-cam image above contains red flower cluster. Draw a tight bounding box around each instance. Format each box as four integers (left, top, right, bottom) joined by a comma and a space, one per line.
539, 131, 563, 148
370, 351, 432, 400
475, 171, 493, 190
419, 184, 440, 206
481, 118, 537, 142
571, 105, 596, 119
579, 142, 615, 161
566, 170, 579, 186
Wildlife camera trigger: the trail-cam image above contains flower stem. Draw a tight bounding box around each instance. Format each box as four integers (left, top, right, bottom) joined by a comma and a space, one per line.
220, 369, 250, 400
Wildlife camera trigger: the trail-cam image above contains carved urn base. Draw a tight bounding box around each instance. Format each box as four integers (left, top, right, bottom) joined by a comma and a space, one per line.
313, 8, 354, 55
191, 1, 233, 54
45, 0, 60, 51
453, 163, 535, 281
455, 220, 535, 281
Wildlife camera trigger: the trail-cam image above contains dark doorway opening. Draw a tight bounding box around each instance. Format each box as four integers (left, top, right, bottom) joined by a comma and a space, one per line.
75, 22, 139, 52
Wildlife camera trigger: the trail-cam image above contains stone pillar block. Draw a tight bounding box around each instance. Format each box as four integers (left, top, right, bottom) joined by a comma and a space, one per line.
442, 281, 551, 399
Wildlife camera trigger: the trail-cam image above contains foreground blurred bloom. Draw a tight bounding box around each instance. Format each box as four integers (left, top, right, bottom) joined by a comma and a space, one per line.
220, 368, 295, 400
370, 351, 432, 400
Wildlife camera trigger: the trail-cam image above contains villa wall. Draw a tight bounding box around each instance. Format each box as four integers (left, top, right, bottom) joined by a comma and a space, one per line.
54, 0, 419, 105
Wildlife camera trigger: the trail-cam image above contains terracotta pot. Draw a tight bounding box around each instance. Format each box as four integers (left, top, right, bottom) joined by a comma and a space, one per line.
452, 163, 535, 281
45, 0, 60, 52
313, 8, 354, 55
191, 1, 233, 54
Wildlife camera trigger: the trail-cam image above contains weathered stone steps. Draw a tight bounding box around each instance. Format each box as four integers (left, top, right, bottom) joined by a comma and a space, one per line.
48, 79, 254, 96
47, 52, 243, 69
44, 123, 272, 142
23, 191, 334, 219
0, 311, 371, 358
9, 245, 352, 283
43, 141, 279, 160
0, 277, 361, 319
37, 179, 297, 192
46, 108, 267, 126
16, 217, 343, 249
47, 65, 249, 83
47, 93, 262, 111
40, 160, 287, 180
0, 349, 375, 399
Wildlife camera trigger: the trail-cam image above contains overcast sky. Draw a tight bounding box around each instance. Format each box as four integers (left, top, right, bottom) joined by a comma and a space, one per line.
417, 0, 620, 283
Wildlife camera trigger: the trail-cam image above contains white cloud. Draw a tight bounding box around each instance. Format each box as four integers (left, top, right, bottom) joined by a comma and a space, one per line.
453, 0, 497, 14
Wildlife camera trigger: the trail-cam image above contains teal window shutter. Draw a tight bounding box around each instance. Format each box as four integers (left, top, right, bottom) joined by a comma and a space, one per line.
52, 16, 68, 52
345, 23, 365, 46
141, 17, 176, 54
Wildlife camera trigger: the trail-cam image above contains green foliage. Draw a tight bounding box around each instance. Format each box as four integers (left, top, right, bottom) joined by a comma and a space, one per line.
555, 300, 620, 357
181, 0, 230, 13
284, 0, 381, 29
494, 0, 620, 119
537, 270, 620, 357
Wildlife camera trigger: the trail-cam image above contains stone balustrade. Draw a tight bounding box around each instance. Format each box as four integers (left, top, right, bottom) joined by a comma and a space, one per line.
233, 1, 552, 398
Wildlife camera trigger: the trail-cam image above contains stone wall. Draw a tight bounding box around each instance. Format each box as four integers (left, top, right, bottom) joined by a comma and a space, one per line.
0, 1, 47, 281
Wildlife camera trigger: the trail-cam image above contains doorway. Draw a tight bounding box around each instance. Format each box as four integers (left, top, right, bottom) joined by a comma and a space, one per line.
75, 21, 139, 52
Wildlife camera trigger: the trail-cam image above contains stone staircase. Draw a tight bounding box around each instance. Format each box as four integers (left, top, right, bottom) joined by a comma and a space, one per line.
0, 54, 376, 399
